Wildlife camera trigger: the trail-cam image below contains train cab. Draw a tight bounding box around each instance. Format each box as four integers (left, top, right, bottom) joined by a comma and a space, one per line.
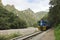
38, 20, 50, 31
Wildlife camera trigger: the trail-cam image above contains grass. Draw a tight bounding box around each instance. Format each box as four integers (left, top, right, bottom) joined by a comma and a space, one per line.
0, 32, 21, 40
54, 24, 60, 40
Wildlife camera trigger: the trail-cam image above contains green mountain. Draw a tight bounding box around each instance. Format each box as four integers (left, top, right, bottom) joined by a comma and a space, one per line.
4, 4, 48, 27
22, 8, 37, 26
35, 11, 48, 21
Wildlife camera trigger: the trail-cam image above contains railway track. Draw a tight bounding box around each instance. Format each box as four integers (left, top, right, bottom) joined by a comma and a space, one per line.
22, 31, 43, 40
11, 29, 51, 40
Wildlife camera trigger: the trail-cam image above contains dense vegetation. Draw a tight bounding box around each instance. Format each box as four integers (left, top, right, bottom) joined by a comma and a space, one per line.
48, 0, 60, 26
54, 24, 60, 40
4, 5, 47, 27
0, 0, 47, 29
0, 6, 27, 30
49, 0, 60, 40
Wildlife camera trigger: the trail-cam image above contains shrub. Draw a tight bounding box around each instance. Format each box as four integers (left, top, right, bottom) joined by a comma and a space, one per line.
54, 24, 60, 40
0, 32, 21, 40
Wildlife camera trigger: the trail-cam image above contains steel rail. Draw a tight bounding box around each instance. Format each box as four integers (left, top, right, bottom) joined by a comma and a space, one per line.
11, 31, 43, 40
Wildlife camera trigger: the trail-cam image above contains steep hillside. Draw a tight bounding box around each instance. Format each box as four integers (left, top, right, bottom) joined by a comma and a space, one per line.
22, 8, 37, 26
4, 4, 48, 27
4, 5, 37, 26
0, 6, 28, 29
35, 11, 48, 21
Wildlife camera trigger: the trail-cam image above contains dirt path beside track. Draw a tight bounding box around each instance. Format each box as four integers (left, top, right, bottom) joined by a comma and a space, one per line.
40, 29, 55, 40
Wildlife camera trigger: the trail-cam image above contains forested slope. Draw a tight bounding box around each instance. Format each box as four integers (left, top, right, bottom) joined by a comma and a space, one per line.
4, 5, 48, 27
0, 5, 27, 29
0, 0, 48, 29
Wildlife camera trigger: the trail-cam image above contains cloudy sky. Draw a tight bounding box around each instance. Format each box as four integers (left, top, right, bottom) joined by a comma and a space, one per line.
2, 0, 50, 12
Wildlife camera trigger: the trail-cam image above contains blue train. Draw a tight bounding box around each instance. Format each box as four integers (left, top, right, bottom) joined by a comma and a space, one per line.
38, 19, 51, 31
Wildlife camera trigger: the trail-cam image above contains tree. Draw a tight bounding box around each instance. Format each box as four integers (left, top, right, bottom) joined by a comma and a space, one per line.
0, 6, 27, 30
48, 0, 60, 26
